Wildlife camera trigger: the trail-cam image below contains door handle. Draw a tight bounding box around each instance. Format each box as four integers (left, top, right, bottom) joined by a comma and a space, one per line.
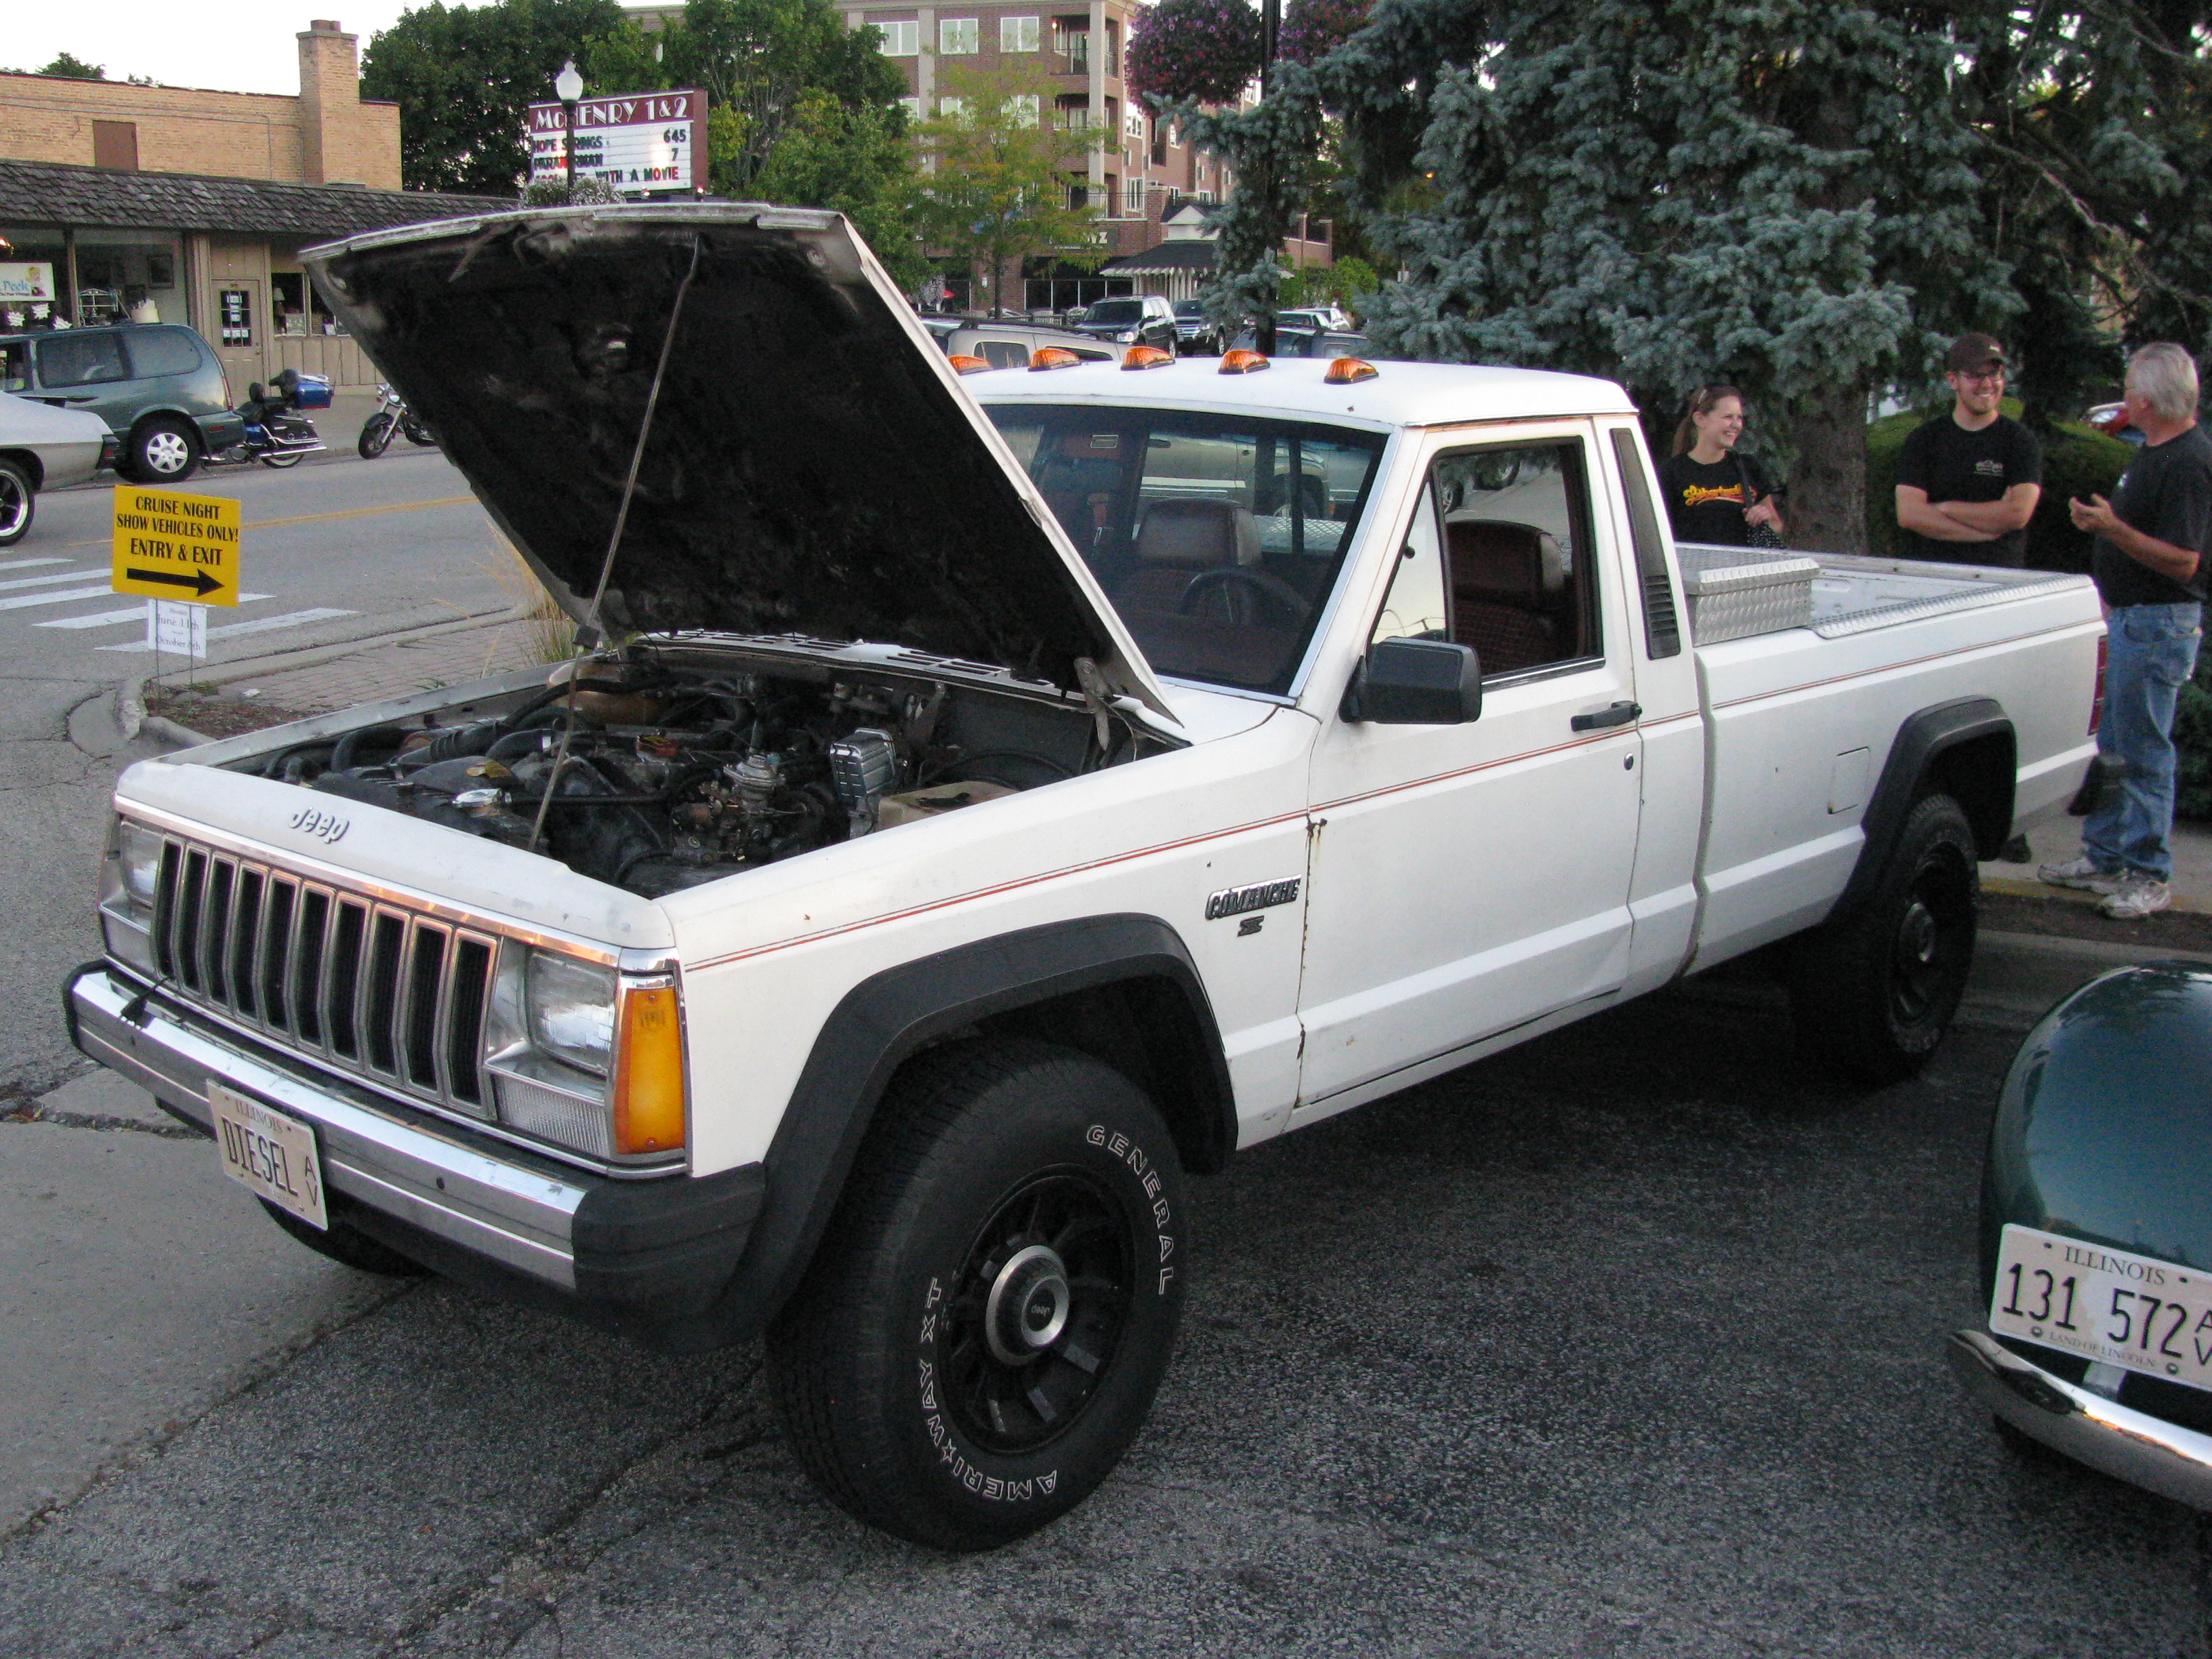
1571, 700, 1641, 732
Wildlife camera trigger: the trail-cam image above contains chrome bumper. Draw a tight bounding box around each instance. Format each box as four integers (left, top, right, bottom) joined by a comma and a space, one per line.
70, 963, 589, 1288
1948, 1330, 2212, 1508
66, 965, 764, 1336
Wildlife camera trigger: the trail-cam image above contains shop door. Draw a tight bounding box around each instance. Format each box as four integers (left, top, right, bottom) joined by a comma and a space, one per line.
210, 279, 265, 392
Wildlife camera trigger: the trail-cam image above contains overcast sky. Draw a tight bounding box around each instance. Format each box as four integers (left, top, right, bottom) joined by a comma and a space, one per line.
8, 3, 427, 97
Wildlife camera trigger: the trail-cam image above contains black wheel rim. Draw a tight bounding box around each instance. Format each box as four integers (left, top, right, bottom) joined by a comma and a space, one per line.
941, 1170, 1132, 1454
1891, 853, 1971, 1025
0, 472, 27, 538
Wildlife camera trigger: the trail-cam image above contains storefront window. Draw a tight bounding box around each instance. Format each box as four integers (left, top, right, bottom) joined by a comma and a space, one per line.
270, 270, 342, 337
0, 226, 66, 330
75, 228, 185, 327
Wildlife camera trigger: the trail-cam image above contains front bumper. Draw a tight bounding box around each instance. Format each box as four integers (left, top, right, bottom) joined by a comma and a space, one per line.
1948, 1330, 2212, 1508
66, 963, 762, 1340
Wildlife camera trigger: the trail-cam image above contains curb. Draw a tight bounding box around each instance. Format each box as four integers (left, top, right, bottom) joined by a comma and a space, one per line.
1983, 872, 2212, 917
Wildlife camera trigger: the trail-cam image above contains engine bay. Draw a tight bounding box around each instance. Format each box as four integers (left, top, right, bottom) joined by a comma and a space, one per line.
226, 642, 1164, 898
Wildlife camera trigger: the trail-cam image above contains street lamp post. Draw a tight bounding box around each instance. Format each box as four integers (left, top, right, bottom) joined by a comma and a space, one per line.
554, 60, 584, 191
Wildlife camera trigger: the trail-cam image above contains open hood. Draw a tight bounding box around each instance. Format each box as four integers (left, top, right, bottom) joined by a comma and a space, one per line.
303, 204, 1170, 715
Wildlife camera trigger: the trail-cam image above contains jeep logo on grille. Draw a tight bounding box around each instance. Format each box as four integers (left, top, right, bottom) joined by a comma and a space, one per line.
287, 807, 350, 845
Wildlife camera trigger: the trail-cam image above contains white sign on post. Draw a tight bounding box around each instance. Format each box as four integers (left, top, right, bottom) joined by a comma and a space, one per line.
526, 89, 702, 195
147, 598, 208, 659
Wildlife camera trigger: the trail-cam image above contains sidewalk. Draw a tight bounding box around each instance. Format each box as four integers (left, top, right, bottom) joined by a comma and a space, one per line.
1980, 811, 2212, 916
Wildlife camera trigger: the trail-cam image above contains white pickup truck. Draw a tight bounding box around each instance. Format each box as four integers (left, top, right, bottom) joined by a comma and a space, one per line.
66, 206, 2104, 1551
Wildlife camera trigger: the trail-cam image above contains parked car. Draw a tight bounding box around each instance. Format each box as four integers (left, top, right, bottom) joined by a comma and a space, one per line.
936, 319, 1115, 371
2087, 401, 2146, 447
1171, 300, 1220, 356
1071, 295, 1177, 352
1228, 320, 1374, 360
0, 321, 246, 485
1950, 962, 2212, 1508
0, 389, 116, 546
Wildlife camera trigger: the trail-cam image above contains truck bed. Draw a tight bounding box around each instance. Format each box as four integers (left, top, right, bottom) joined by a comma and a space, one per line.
1675, 543, 2092, 644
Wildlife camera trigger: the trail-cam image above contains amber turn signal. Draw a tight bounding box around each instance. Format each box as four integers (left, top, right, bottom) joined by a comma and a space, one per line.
1030, 347, 1084, 371
1218, 349, 1270, 374
948, 354, 993, 375
1121, 345, 1174, 370
1324, 356, 1378, 384
612, 983, 686, 1155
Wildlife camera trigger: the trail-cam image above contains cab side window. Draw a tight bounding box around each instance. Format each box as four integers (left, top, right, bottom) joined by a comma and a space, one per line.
1371, 483, 1448, 644
1428, 439, 1600, 678
35, 331, 129, 387
0, 341, 28, 393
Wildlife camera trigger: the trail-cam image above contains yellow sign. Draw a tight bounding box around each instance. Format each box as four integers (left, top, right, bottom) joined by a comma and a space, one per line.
111, 486, 240, 607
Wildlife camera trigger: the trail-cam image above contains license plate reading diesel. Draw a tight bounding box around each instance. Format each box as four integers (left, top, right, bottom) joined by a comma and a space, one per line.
1990, 1223, 2212, 1391
209, 1082, 327, 1230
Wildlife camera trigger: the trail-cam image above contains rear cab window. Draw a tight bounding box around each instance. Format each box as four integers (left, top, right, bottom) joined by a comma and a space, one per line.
985, 403, 1387, 694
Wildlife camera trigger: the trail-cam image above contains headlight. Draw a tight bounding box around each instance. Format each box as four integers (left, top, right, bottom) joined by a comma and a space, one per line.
1115, 329, 1138, 343
98, 817, 164, 974
483, 945, 684, 1161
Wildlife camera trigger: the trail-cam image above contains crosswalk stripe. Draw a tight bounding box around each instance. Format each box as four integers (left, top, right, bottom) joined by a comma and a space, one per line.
0, 568, 102, 594
35, 594, 273, 630
0, 557, 68, 573
0, 584, 117, 612
95, 607, 355, 651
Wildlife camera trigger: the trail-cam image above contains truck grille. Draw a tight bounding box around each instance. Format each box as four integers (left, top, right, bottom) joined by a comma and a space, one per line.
150, 836, 498, 1118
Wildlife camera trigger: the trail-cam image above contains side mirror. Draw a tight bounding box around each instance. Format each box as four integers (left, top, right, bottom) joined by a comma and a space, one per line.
1341, 636, 1483, 724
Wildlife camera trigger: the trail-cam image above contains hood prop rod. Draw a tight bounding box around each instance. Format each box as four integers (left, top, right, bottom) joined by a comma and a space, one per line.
529, 234, 705, 857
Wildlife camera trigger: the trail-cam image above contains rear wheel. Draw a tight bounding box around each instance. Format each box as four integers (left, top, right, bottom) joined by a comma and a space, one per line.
1790, 791, 1979, 1083
128, 415, 199, 483
766, 1038, 1185, 1551
0, 458, 34, 546
260, 451, 306, 468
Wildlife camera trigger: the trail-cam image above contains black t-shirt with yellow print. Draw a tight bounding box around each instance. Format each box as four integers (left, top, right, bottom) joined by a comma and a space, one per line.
1655, 451, 1778, 548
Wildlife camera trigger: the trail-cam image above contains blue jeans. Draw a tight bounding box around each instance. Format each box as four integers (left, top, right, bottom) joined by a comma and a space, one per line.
2083, 601, 2203, 881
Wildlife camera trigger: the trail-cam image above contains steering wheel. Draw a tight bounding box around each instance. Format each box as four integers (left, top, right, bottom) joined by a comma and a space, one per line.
1179, 567, 1309, 628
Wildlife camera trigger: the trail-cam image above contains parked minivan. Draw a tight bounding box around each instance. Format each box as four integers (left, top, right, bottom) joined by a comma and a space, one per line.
0, 323, 245, 484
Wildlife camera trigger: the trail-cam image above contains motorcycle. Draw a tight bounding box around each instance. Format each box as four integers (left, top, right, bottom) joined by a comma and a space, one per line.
356, 382, 436, 459
207, 367, 329, 469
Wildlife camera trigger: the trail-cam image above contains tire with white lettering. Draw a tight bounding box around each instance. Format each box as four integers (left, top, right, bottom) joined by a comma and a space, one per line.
1788, 790, 1978, 1084
258, 1198, 430, 1277
765, 1038, 1185, 1551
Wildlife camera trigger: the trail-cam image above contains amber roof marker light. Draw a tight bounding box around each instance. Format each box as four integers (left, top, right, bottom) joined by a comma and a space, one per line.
948, 354, 994, 375
1218, 349, 1270, 375
1029, 347, 1085, 371
1121, 345, 1174, 371
1325, 357, 1379, 384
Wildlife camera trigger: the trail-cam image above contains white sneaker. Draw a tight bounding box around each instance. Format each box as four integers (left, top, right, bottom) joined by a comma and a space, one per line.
2039, 855, 2121, 894
2101, 872, 2172, 920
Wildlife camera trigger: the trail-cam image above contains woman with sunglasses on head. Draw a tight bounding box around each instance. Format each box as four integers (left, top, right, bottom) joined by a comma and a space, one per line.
1656, 384, 1788, 548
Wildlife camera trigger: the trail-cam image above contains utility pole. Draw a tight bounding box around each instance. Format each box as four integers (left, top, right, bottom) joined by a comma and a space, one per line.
1254, 0, 1281, 356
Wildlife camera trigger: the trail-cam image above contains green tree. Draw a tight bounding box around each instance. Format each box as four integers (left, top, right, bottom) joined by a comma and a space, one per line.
752, 91, 926, 286
362, 0, 631, 194
37, 52, 106, 79
1189, 0, 2212, 551
905, 61, 1102, 314
644, 0, 910, 196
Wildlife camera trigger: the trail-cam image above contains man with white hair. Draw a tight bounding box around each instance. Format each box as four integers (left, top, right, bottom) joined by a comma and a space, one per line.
2041, 342, 2211, 918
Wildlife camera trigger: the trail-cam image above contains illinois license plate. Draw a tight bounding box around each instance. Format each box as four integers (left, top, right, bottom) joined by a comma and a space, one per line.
1990, 1223, 2212, 1391
209, 1081, 328, 1231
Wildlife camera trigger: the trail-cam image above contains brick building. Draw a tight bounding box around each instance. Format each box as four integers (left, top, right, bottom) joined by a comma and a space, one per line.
0, 21, 504, 386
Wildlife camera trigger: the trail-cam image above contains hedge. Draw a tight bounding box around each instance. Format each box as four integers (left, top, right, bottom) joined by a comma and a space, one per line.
1862, 405, 2209, 821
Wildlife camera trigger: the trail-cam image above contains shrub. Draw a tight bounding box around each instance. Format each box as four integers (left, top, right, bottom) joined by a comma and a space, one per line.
2179, 647, 2212, 823
1279, 0, 1370, 63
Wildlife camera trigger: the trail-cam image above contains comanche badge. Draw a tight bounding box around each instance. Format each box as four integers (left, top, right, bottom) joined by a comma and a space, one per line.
1204, 877, 1301, 922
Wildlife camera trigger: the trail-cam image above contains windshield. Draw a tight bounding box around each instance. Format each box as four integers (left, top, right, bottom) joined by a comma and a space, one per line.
983, 404, 1387, 695
1084, 300, 1145, 325
1172, 300, 1204, 318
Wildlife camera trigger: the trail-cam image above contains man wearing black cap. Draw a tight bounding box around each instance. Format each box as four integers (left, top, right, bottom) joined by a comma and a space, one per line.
1893, 333, 2044, 566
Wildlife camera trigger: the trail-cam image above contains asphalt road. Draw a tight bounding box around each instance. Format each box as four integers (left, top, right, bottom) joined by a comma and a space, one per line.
3, 974, 2204, 1657
0, 448, 508, 1096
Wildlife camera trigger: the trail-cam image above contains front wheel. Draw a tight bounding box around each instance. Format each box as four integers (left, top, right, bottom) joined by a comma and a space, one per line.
1789, 791, 1979, 1084
766, 1039, 1186, 1551
0, 457, 34, 546
356, 411, 395, 459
